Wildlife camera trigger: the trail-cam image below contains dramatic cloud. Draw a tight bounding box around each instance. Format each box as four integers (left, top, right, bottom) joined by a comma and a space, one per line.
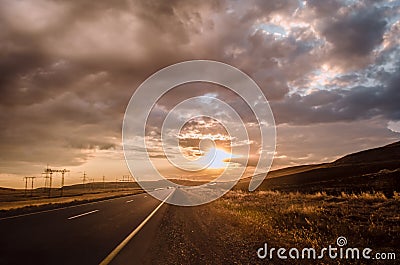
0, 0, 399, 187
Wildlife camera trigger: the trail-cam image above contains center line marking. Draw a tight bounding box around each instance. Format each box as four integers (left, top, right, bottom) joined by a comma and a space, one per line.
99, 190, 174, 265
126, 199, 134, 203
67, 210, 99, 220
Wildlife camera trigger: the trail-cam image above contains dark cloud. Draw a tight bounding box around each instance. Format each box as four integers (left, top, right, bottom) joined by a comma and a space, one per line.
272, 64, 400, 125
0, 0, 398, 182
307, 0, 343, 16
323, 8, 386, 55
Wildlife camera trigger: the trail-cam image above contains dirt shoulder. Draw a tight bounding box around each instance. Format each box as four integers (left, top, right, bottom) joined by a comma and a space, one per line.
147, 201, 279, 264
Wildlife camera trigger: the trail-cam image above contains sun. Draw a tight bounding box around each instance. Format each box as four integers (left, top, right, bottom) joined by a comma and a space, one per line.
206, 147, 232, 169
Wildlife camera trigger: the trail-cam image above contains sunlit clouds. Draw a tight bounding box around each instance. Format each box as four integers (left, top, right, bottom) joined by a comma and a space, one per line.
0, 0, 399, 187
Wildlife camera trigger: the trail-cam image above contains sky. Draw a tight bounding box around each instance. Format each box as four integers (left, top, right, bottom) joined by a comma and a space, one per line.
0, 0, 399, 188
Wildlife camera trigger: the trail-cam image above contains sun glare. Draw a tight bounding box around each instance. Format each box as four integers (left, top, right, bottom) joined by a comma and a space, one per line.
206, 147, 233, 169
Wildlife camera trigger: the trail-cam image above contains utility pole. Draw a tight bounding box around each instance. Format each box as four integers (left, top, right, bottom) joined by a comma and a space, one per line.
59, 169, 70, 197
28, 177, 36, 196
42, 165, 52, 197
23, 177, 28, 197
42, 167, 70, 197
43, 167, 50, 195
23, 177, 36, 197
122, 175, 130, 189
49, 171, 53, 197
30, 177, 35, 196
82, 171, 87, 191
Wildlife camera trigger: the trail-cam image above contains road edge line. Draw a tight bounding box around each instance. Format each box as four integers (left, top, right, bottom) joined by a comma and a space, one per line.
99, 189, 174, 265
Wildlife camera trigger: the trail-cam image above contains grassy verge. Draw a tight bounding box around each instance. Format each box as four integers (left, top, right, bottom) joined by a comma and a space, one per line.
215, 190, 399, 264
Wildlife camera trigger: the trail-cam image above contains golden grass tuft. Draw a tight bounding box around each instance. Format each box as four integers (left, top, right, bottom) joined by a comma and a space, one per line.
216, 189, 399, 258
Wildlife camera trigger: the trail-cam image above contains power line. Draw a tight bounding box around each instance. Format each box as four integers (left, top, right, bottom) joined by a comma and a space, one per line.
42, 166, 70, 197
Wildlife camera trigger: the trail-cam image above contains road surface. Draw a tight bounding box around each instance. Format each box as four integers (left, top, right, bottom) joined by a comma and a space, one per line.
0, 189, 173, 265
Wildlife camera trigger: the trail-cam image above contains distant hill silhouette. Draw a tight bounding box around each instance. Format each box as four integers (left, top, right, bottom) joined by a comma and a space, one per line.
237, 141, 400, 195
332, 141, 400, 165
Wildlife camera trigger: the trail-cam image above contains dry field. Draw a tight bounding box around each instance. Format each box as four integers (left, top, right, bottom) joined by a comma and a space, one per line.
217, 190, 399, 264
149, 190, 399, 264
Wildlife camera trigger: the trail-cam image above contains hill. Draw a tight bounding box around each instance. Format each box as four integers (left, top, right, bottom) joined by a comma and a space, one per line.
332, 141, 400, 165
236, 141, 400, 195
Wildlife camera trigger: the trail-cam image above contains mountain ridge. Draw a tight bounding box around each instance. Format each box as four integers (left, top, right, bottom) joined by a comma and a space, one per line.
237, 140, 400, 195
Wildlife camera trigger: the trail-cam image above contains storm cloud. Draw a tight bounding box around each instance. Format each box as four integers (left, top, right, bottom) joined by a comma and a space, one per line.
0, 0, 399, 186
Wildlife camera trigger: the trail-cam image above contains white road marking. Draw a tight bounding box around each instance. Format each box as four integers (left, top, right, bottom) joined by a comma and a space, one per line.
126, 199, 134, 203
0, 193, 143, 221
99, 190, 174, 265
67, 210, 99, 220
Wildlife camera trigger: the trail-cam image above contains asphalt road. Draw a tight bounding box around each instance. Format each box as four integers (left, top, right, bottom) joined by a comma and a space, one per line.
0, 189, 173, 265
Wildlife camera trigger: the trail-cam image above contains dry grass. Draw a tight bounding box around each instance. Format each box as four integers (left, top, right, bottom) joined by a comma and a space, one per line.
216, 190, 399, 262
